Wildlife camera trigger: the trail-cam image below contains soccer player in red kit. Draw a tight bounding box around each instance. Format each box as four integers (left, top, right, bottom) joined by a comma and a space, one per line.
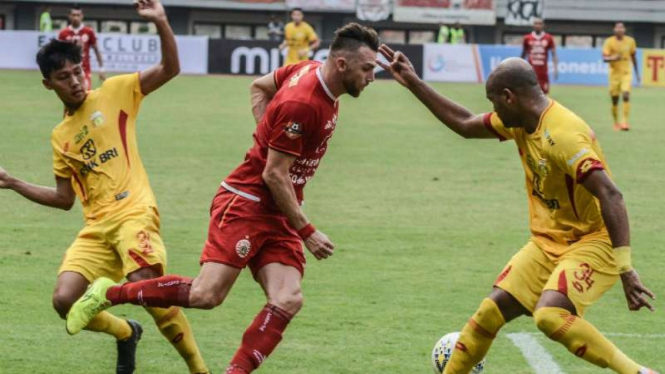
66, 23, 380, 373
521, 18, 557, 94
58, 5, 105, 90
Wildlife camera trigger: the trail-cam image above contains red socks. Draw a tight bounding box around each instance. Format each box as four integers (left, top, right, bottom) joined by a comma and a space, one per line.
106, 275, 192, 308
228, 304, 294, 373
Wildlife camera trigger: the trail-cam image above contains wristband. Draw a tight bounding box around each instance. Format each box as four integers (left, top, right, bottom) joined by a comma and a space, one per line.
614, 246, 633, 273
99, 67, 106, 73
297, 223, 316, 241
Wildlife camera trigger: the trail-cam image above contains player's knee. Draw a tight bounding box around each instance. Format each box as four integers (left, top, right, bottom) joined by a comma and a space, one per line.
622, 94, 630, 102
270, 289, 303, 315
52, 290, 75, 319
189, 285, 224, 310
533, 307, 562, 338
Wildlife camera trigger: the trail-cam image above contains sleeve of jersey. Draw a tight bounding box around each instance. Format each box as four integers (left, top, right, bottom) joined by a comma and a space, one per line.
100, 72, 145, 116
602, 39, 611, 56
550, 131, 605, 183
482, 112, 514, 141
52, 146, 72, 178
274, 61, 311, 89
308, 25, 319, 42
268, 101, 316, 157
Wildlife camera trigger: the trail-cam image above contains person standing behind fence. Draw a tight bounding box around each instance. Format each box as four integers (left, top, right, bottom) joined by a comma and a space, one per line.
267, 14, 284, 42
602, 22, 639, 132
521, 18, 558, 94
437, 23, 450, 44
449, 22, 466, 44
279, 8, 320, 66
40, 6, 53, 32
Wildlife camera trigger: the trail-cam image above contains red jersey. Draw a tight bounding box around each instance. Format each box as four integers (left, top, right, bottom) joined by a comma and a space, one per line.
223, 60, 339, 211
523, 31, 555, 71
58, 25, 97, 73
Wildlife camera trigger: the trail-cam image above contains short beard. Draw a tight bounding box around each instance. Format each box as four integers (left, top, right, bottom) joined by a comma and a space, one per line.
343, 77, 360, 98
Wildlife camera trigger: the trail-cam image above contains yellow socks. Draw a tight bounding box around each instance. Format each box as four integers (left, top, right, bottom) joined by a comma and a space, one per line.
534, 307, 641, 374
146, 307, 209, 374
84, 311, 133, 341
612, 104, 620, 124
623, 102, 631, 124
443, 298, 505, 374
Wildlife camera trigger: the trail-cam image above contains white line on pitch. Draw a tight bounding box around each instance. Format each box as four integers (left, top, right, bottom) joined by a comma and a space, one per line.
506, 333, 566, 374
514, 331, 665, 338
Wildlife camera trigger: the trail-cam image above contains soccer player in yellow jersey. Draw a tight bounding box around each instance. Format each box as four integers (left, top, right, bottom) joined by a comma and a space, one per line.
0, 1, 209, 373
603, 22, 640, 131
279, 8, 320, 66
379, 46, 659, 374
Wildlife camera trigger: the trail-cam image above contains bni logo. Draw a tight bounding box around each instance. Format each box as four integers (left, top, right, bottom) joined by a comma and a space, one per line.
428, 55, 446, 72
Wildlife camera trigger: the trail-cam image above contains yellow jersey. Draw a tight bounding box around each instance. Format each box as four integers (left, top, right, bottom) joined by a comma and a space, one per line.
602, 35, 636, 76
51, 73, 156, 223
283, 21, 318, 66
483, 100, 612, 257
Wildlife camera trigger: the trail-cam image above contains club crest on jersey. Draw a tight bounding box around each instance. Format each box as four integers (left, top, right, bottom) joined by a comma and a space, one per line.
90, 111, 105, 127
236, 237, 251, 258
285, 122, 303, 140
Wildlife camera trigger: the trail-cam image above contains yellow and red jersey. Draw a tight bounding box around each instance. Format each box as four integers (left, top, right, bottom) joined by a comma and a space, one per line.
483, 100, 611, 257
51, 73, 156, 223
603, 35, 637, 76
283, 21, 318, 66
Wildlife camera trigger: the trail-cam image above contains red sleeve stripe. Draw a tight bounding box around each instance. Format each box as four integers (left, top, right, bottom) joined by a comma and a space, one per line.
268, 145, 301, 158
576, 159, 604, 183
482, 113, 507, 142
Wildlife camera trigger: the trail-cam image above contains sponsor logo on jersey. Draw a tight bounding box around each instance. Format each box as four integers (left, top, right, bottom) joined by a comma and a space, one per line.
567, 148, 589, 166
74, 125, 89, 144
284, 122, 303, 139
80, 138, 97, 160
115, 191, 129, 201
235, 237, 251, 258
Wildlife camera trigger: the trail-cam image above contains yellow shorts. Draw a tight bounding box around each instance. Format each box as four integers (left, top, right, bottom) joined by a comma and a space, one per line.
58, 206, 167, 282
609, 72, 632, 96
284, 53, 308, 67
494, 240, 619, 316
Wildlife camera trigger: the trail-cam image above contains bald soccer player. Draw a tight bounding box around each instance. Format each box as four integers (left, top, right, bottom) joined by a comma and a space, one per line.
378, 47, 658, 374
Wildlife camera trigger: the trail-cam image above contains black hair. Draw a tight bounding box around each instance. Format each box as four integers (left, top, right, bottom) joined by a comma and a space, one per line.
291, 8, 303, 14
71, 4, 82, 11
330, 23, 380, 53
36, 39, 82, 79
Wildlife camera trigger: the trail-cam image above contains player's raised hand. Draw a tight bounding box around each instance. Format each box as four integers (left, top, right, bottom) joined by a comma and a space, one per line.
377, 44, 419, 88
304, 230, 335, 261
0, 166, 13, 189
134, 0, 166, 23
621, 270, 655, 311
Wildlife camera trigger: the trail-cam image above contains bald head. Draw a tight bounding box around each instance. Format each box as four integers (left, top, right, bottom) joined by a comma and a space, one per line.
486, 58, 540, 95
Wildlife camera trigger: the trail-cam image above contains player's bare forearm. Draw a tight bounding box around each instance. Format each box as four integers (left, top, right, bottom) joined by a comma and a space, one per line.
582, 170, 630, 247
631, 55, 640, 80
4, 176, 75, 211
137, 1, 179, 95
263, 168, 309, 230
310, 39, 321, 50
93, 45, 104, 68
407, 79, 493, 139
250, 73, 277, 124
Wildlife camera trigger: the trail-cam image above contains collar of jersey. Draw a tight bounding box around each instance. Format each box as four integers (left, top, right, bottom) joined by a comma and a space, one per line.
531, 99, 555, 136
316, 67, 337, 102
68, 24, 85, 32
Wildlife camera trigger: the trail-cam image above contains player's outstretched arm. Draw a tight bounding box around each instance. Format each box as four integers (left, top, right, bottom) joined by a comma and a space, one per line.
250, 72, 278, 124
631, 53, 640, 83
377, 44, 494, 139
581, 170, 655, 312
135, 0, 180, 96
92, 43, 106, 82
262, 149, 335, 261
0, 167, 75, 211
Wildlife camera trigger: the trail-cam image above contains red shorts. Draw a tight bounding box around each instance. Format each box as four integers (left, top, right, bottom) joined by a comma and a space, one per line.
534, 68, 550, 94
84, 69, 92, 91
200, 188, 306, 278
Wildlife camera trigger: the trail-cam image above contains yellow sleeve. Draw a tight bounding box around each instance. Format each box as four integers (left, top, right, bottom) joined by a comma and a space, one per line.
482, 112, 514, 141
52, 144, 72, 179
602, 38, 612, 56
548, 127, 605, 183
307, 24, 318, 42
99, 72, 144, 117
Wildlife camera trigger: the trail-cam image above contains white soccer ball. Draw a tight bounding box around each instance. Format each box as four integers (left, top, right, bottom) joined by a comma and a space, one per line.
431, 332, 486, 374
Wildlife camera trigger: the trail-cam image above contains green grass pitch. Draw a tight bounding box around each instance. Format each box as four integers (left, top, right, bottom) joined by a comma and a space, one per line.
0, 70, 663, 373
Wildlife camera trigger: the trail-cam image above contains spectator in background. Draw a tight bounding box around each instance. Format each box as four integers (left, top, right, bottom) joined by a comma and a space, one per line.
40, 6, 53, 32
437, 23, 450, 44
450, 22, 466, 44
279, 8, 320, 66
58, 5, 105, 90
267, 14, 284, 42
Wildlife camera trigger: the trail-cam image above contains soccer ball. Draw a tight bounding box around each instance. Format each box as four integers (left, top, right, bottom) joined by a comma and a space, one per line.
431, 332, 486, 374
